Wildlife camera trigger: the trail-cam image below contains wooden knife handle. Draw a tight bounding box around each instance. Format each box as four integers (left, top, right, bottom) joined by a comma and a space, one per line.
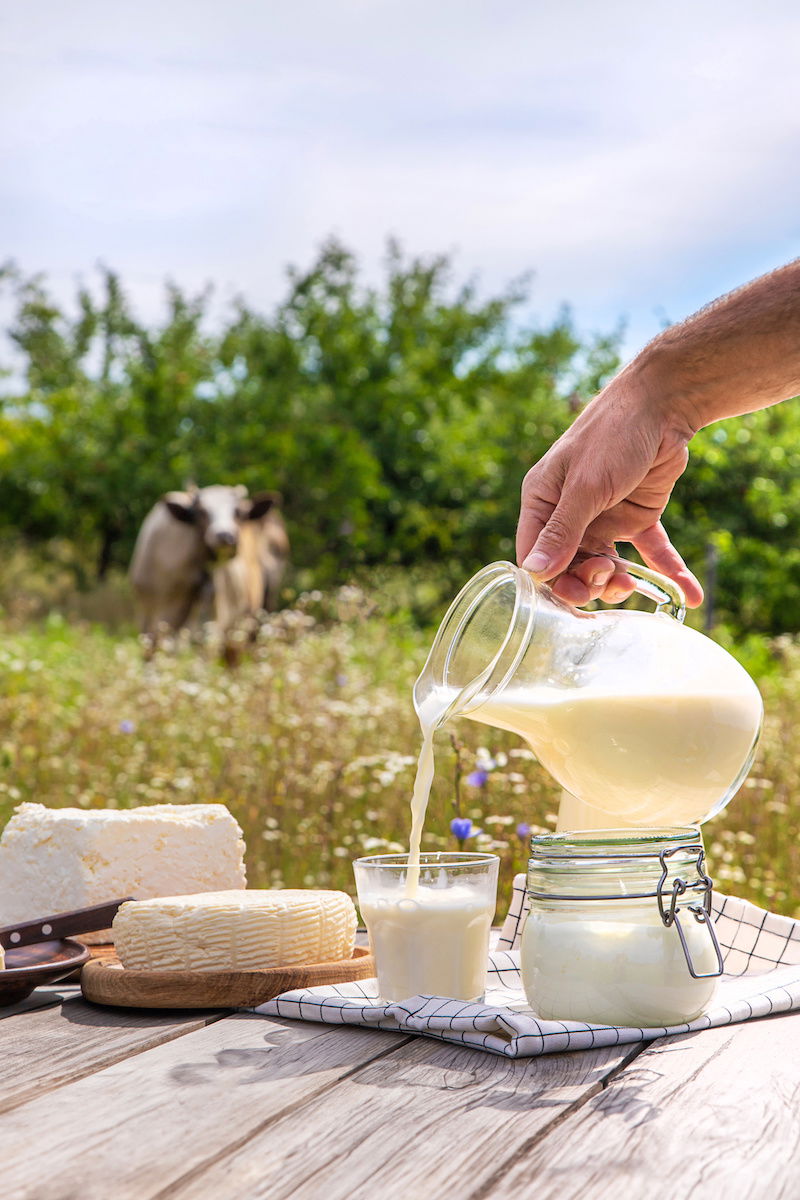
0, 897, 135, 948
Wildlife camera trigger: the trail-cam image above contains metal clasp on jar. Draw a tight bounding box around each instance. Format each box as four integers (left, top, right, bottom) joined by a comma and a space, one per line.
657, 847, 724, 980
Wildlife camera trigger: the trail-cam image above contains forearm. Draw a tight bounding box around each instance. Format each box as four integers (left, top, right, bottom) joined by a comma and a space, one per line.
630, 258, 800, 433
516, 258, 800, 605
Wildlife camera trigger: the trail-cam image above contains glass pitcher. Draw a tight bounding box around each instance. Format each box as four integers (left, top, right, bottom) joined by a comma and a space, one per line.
413, 558, 763, 830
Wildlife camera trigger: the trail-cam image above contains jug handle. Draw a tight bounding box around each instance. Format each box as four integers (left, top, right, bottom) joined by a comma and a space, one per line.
573, 550, 687, 622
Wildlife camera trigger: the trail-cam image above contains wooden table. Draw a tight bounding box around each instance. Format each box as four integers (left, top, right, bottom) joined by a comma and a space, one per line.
1, 976, 798, 1200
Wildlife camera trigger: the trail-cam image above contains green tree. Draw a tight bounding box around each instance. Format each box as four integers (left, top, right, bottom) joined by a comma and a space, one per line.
0, 267, 218, 577
219, 239, 620, 576
0, 243, 620, 598
668, 405, 800, 634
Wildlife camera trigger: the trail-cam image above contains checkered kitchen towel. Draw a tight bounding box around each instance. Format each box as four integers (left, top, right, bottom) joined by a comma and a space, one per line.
257, 875, 800, 1058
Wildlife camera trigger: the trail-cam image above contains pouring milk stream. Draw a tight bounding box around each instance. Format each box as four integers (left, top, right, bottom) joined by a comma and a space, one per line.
405, 559, 763, 893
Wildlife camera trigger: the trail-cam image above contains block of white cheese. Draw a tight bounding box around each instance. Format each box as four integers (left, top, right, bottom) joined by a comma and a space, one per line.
0, 803, 247, 943
112, 890, 358, 971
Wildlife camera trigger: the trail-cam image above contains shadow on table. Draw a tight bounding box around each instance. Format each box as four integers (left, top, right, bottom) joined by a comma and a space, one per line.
59, 995, 228, 1031
164, 1016, 386, 1088
347, 1036, 659, 1114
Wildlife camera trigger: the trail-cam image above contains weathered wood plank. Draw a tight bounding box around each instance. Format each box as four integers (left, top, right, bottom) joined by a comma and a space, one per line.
163, 1034, 645, 1200
0, 995, 226, 1114
0, 1013, 412, 1200
482, 1012, 800, 1200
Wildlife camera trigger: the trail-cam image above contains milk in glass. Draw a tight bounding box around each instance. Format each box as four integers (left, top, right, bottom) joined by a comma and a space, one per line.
359, 696, 496, 1003
359, 880, 494, 1002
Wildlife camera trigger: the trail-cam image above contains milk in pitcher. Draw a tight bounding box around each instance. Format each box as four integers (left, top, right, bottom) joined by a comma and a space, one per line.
410, 563, 763, 836
465, 682, 763, 828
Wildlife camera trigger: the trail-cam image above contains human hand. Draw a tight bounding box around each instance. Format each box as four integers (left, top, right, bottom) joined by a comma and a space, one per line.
515, 369, 704, 608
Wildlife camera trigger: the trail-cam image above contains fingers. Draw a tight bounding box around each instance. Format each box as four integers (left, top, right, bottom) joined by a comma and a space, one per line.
515, 495, 551, 573
550, 530, 698, 610
550, 573, 593, 606
551, 563, 636, 607
598, 571, 637, 603
573, 554, 615, 592
633, 523, 704, 607
553, 554, 616, 606
517, 491, 598, 582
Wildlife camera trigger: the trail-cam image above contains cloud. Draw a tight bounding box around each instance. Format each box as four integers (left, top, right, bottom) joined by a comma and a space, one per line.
1, 0, 798, 357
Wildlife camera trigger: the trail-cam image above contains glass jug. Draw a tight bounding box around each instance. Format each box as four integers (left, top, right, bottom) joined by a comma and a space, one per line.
413, 559, 763, 830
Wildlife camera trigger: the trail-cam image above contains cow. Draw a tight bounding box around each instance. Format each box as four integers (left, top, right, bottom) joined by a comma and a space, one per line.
129, 484, 289, 662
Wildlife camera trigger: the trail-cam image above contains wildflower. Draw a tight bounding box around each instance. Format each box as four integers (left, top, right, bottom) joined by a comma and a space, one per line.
119, 720, 135, 734
450, 817, 481, 842
516, 822, 532, 843
466, 768, 489, 788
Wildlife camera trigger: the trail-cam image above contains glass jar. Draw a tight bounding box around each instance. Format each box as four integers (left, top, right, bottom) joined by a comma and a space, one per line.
520, 828, 724, 1027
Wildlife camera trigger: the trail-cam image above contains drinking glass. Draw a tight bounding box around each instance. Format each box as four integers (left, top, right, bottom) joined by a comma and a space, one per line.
353, 852, 499, 1002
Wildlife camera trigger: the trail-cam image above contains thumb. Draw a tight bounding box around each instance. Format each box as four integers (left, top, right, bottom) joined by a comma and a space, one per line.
520, 494, 594, 580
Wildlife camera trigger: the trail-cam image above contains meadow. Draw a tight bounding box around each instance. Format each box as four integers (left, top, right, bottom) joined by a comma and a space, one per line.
1, 577, 798, 920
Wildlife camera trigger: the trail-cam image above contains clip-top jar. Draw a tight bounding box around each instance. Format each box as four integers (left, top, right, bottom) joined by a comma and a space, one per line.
520, 828, 724, 1027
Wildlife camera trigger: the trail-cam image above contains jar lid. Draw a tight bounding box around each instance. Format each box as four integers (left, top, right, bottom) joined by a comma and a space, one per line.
526, 827, 708, 902
528, 826, 702, 862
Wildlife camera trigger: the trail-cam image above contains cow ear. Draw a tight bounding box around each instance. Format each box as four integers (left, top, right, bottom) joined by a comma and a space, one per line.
163, 491, 198, 524
246, 491, 282, 520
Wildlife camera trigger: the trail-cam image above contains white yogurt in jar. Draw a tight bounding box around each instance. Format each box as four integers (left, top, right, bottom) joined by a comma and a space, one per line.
520, 902, 719, 1027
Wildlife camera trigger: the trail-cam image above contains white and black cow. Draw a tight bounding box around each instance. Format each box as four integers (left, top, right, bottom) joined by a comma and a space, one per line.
129, 484, 289, 660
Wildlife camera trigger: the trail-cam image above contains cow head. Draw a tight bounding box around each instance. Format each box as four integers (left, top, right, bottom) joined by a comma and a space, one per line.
163, 486, 280, 560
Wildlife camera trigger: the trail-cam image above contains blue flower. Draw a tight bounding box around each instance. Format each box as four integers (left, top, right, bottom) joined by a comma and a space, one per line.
450, 817, 481, 841
119, 720, 135, 734
466, 768, 489, 788
516, 822, 532, 843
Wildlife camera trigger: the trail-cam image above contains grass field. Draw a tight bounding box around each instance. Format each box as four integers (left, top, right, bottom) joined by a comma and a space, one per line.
0, 586, 798, 919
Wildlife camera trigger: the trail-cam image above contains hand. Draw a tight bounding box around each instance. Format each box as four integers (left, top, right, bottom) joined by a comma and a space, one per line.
515, 370, 704, 608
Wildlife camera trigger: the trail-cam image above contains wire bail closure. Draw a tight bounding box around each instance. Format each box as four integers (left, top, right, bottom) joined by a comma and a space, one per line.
657, 846, 725, 979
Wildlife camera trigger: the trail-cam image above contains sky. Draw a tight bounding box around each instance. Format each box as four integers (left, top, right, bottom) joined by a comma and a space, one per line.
2, 0, 799, 363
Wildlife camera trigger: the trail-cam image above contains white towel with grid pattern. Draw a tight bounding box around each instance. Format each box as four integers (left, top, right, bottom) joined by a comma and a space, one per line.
257, 876, 800, 1057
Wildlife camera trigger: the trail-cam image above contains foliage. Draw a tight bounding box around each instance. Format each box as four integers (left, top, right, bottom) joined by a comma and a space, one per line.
666, 408, 800, 634
0, 244, 617, 587
0, 267, 217, 579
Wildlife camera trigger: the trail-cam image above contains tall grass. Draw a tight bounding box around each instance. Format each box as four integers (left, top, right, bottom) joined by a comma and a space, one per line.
0, 590, 798, 919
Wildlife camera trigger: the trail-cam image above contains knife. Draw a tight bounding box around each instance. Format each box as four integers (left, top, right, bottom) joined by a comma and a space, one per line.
0, 898, 135, 949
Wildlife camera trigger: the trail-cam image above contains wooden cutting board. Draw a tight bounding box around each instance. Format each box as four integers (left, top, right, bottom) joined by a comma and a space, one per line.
80, 945, 375, 1009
